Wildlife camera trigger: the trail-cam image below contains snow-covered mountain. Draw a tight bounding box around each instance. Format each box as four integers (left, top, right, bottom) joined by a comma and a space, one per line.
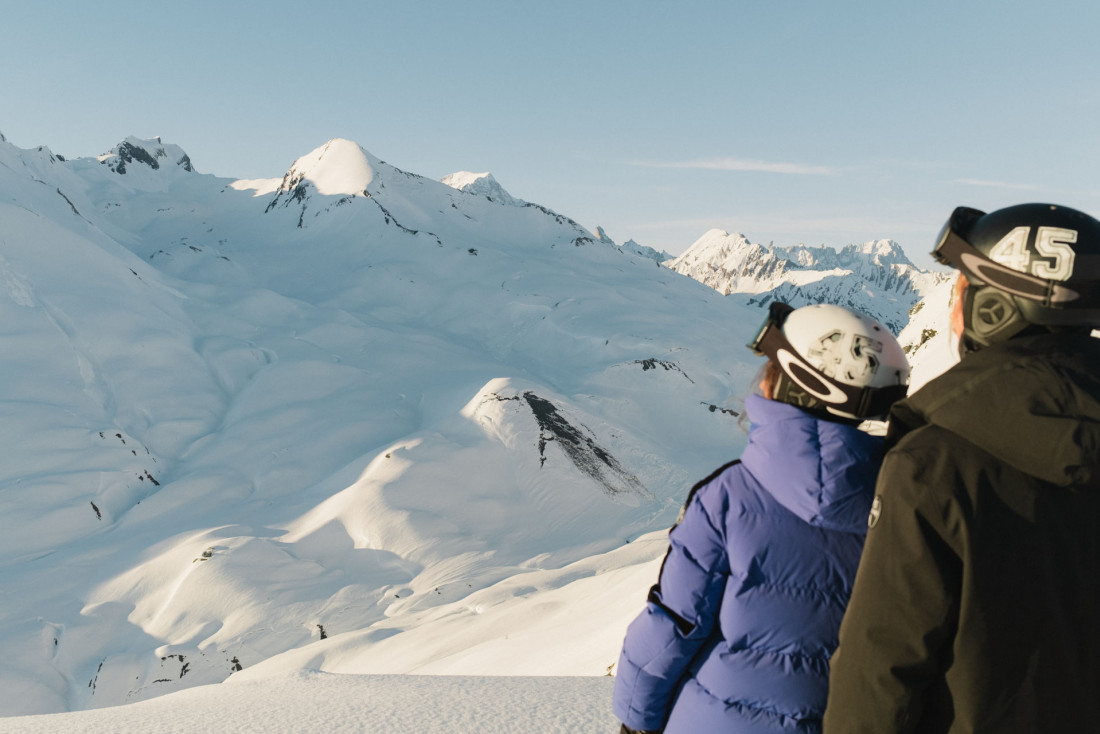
98, 135, 195, 175
0, 134, 768, 716
592, 226, 671, 266
0, 132, 961, 723
441, 170, 524, 207
667, 228, 950, 333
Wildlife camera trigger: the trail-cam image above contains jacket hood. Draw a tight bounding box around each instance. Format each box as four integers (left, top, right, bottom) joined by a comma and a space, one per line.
890, 333, 1100, 488
740, 394, 885, 532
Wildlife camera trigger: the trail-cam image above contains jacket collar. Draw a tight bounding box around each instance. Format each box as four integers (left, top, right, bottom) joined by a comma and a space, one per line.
741, 395, 884, 532
888, 333, 1100, 487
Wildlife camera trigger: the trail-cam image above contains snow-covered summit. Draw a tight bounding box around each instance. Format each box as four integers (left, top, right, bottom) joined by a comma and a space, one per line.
98, 136, 194, 175
835, 238, 912, 269
622, 239, 672, 264
441, 170, 523, 206
668, 229, 799, 291
592, 226, 670, 265
275, 138, 380, 197
263, 138, 426, 226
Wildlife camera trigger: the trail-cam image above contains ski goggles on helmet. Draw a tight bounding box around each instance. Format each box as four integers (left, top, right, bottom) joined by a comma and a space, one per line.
748, 301, 905, 420
932, 206, 1081, 308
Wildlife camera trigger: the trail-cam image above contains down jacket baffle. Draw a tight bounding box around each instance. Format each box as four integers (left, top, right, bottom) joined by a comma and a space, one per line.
613, 395, 884, 733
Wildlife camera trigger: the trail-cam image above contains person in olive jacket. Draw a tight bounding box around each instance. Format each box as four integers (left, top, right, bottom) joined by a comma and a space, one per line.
824, 203, 1100, 734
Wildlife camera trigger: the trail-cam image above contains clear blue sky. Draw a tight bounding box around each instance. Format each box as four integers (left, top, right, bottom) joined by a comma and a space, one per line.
3, 0, 1099, 265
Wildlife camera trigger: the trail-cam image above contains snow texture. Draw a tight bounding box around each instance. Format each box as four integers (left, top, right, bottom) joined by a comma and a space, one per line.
2, 672, 619, 733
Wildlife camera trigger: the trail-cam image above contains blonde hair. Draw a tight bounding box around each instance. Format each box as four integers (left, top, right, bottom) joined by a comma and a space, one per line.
739, 360, 782, 432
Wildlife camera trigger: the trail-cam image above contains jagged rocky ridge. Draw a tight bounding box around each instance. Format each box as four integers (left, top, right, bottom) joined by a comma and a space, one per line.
99, 136, 194, 174
666, 228, 949, 333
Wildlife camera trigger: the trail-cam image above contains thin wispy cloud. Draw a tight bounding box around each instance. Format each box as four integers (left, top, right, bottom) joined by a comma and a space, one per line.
955, 178, 1038, 191
631, 157, 835, 175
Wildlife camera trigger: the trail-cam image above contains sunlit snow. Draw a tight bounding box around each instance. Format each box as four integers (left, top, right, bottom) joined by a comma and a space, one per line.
0, 132, 952, 730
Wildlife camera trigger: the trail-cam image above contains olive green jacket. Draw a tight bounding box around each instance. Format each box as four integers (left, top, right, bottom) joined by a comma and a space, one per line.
824, 332, 1100, 734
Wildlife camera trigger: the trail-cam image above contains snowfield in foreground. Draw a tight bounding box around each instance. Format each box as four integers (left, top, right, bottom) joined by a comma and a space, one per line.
3, 672, 619, 733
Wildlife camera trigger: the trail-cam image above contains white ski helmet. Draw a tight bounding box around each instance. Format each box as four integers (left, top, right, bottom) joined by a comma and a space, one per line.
748, 301, 911, 421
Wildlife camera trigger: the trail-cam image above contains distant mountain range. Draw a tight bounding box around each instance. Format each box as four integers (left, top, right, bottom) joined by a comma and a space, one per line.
665, 228, 951, 335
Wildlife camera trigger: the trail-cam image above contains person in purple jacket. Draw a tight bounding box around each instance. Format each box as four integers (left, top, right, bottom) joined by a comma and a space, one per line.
613, 301, 910, 734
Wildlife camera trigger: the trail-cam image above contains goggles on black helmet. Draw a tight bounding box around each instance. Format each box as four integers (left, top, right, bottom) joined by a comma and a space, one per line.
932, 205, 1085, 308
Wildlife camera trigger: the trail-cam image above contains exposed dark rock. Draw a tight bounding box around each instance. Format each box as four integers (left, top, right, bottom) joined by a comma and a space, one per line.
905, 328, 938, 354
484, 392, 645, 497
635, 358, 695, 384
108, 142, 161, 175
89, 659, 104, 692
55, 188, 80, 216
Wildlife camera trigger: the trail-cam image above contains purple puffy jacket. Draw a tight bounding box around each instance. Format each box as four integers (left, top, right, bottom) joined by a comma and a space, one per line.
613, 395, 884, 733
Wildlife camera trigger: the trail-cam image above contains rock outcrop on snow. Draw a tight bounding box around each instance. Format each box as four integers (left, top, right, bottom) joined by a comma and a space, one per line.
98, 136, 194, 175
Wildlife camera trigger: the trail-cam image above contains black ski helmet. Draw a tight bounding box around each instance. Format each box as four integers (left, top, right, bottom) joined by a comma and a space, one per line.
932, 203, 1100, 353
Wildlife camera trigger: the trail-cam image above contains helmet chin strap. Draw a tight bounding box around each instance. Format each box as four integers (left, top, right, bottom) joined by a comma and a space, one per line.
771, 373, 862, 425
960, 283, 1031, 355
772, 373, 824, 411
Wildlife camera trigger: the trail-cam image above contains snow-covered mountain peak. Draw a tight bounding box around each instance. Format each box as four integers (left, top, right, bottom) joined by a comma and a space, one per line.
441, 170, 523, 205
666, 229, 945, 333
441, 170, 491, 190
277, 138, 381, 197
670, 229, 762, 268
98, 136, 194, 175
838, 238, 913, 267
698, 229, 754, 251
591, 227, 671, 264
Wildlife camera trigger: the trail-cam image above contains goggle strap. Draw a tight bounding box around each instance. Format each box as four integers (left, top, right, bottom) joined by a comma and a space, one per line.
935, 229, 1087, 308
749, 313, 903, 419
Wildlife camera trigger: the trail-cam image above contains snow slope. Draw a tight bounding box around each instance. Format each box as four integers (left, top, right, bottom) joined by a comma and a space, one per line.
0, 135, 761, 716
896, 276, 957, 390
